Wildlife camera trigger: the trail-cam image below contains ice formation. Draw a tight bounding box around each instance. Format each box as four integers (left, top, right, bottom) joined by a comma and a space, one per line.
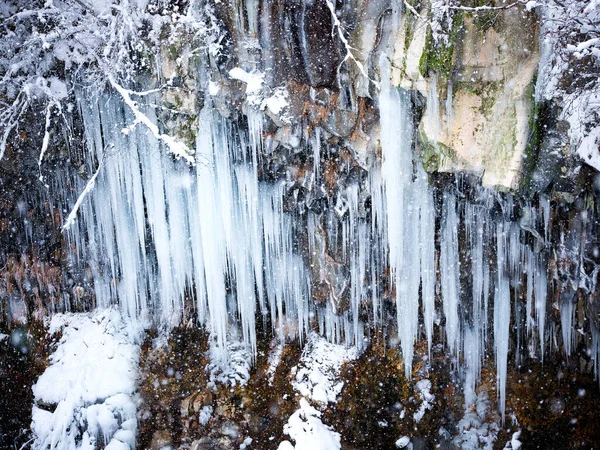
39, 0, 595, 428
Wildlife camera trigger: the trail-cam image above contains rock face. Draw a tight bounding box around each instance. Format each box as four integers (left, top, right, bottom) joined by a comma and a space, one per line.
392, 3, 541, 189
0, 0, 599, 447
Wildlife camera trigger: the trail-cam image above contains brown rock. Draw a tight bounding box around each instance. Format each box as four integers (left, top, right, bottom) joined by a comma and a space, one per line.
149, 430, 172, 450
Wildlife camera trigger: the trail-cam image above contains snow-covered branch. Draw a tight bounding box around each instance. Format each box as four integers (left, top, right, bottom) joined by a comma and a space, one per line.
323, 0, 379, 89
448, 1, 527, 11
107, 74, 195, 164
62, 160, 103, 232
38, 100, 61, 182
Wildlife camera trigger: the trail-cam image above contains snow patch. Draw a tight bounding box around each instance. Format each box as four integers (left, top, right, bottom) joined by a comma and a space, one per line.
31, 308, 142, 450
279, 333, 358, 450
228, 67, 290, 121
266, 341, 284, 386
413, 379, 434, 423
278, 398, 341, 450
207, 340, 252, 388
229, 67, 265, 107
199, 405, 213, 426
504, 430, 522, 449
395, 436, 411, 448
292, 332, 359, 405
453, 391, 499, 450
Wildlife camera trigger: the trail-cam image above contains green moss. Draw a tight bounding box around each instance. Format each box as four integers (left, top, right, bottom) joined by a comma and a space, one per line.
454, 80, 503, 118
418, 13, 462, 79
518, 77, 541, 194
472, 10, 499, 34
418, 128, 455, 173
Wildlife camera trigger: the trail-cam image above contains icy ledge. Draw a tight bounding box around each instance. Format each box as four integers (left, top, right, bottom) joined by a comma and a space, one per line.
31, 309, 142, 450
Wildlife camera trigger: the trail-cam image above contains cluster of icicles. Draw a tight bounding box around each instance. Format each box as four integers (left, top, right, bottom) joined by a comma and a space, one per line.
52, 56, 599, 424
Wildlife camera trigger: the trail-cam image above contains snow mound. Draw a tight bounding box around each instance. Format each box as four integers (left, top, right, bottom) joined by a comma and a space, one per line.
207, 340, 252, 388
278, 398, 341, 450
292, 332, 359, 405
279, 333, 359, 450
31, 309, 142, 450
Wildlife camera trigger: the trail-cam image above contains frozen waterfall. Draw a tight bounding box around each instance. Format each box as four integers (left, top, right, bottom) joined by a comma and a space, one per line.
53, 12, 595, 425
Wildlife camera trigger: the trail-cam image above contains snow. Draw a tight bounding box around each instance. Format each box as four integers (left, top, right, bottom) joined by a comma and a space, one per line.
228, 67, 290, 121
199, 406, 213, 426
229, 67, 265, 107
413, 379, 434, 423
31, 309, 142, 450
278, 399, 341, 450
207, 339, 252, 388
577, 122, 600, 170
240, 437, 253, 449
264, 87, 291, 121
505, 430, 522, 450
48, 77, 68, 99
280, 333, 358, 450
266, 341, 284, 386
292, 332, 359, 405
525, 1, 537, 12
208, 80, 220, 96
395, 436, 411, 448
453, 391, 499, 450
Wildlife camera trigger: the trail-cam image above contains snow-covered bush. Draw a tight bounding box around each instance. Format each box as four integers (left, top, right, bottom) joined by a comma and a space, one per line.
0, 0, 223, 162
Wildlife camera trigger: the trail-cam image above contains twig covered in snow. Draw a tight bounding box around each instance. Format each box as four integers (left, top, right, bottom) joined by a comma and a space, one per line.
62, 159, 103, 232
323, 0, 379, 89
448, 1, 527, 11
107, 73, 195, 164
38, 100, 62, 183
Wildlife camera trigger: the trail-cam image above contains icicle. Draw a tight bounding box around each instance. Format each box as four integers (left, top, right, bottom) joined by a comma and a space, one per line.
420, 181, 436, 356
369, 167, 387, 326
463, 326, 481, 406
534, 252, 548, 361
441, 192, 460, 354
525, 248, 534, 338
592, 324, 600, 384
560, 296, 575, 358
463, 198, 487, 408
313, 128, 321, 180
379, 55, 430, 378
494, 222, 511, 424
540, 194, 551, 242
195, 106, 229, 352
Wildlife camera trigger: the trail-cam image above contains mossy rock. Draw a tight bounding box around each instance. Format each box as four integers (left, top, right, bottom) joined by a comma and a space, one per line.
418, 128, 456, 173
418, 12, 463, 79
